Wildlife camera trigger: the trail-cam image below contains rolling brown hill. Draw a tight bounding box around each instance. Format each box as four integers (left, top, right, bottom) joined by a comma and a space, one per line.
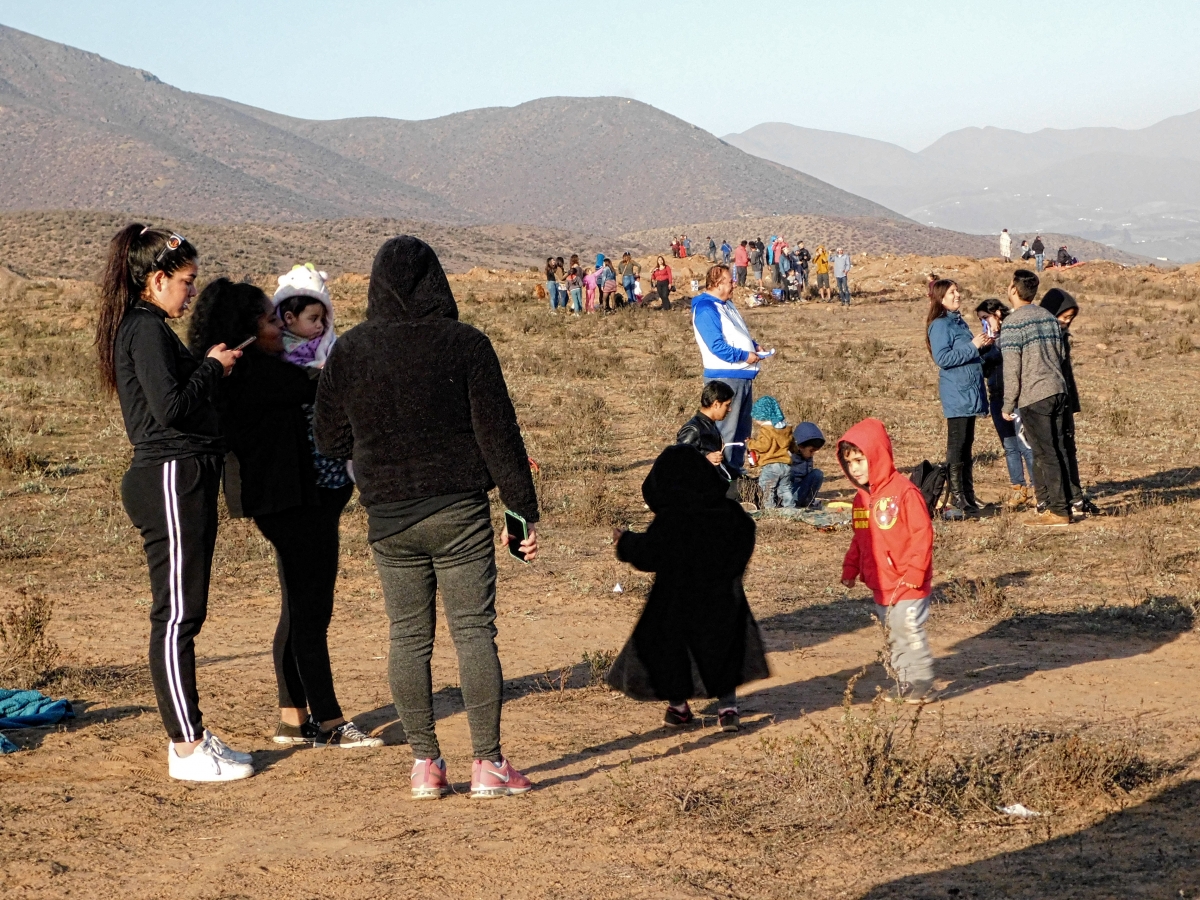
214, 95, 905, 233
0, 24, 901, 234
0, 211, 1150, 282
0, 25, 461, 224
0, 211, 634, 280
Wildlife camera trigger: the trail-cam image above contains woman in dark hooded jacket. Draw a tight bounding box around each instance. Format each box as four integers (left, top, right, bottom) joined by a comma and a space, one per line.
606, 445, 770, 733
314, 235, 540, 800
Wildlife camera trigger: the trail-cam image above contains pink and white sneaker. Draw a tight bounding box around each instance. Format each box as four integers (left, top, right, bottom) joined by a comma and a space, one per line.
410, 757, 449, 800
470, 757, 532, 799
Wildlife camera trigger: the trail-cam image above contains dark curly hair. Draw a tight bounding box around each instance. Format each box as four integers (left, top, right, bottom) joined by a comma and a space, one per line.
187, 278, 268, 360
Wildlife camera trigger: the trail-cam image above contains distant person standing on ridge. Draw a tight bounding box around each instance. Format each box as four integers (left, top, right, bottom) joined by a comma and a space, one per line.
618, 252, 641, 307
544, 258, 559, 311
749, 241, 764, 286
691, 264, 772, 474
1031, 236, 1045, 272
795, 242, 811, 296
683, 235, 692, 257
554, 257, 567, 309
813, 246, 831, 301
651, 255, 674, 311
833, 248, 853, 305
1000, 229, 1012, 263
721, 240, 732, 264
733, 240, 750, 286
707, 237, 717, 262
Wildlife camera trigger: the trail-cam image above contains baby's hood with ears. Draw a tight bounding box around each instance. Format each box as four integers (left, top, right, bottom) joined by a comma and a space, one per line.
273, 263, 336, 365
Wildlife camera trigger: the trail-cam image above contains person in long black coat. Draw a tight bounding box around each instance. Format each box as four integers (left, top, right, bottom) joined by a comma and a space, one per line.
606, 445, 770, 733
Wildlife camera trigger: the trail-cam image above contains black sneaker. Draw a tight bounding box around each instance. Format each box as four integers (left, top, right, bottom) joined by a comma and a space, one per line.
315, 721, 384, 749
272, 716, 319, 745
718, 710, 740, 733
663, 704, 695, 728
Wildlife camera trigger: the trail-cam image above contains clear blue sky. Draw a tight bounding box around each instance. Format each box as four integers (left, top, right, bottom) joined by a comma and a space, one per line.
2, 0, 1197, 150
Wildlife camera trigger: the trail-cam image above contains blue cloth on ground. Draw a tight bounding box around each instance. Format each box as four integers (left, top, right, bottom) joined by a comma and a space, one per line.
0, 688, 74, 729
0, 732, 17, 753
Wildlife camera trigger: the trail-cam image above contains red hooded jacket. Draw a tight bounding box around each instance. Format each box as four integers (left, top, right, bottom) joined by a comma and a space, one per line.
838, 418, 933, 605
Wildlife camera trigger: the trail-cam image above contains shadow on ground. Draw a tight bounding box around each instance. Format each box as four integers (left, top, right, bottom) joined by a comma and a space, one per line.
857, 778, 1200, 899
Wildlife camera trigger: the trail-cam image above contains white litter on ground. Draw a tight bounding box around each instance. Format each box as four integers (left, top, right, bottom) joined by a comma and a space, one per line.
997, 803, 1042, 818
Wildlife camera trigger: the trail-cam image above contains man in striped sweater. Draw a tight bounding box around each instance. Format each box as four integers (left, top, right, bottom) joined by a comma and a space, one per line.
1000, 269, 1073, 527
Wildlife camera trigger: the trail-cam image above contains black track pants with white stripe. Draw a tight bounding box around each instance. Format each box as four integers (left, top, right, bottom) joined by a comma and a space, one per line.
121, 455, 222, 743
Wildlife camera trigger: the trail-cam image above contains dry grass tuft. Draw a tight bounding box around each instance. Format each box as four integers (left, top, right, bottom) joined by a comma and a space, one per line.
0, 587, 61, 689
608, 674, 1169, 836
938, 577, 1014, 621
582, 648, 618, 686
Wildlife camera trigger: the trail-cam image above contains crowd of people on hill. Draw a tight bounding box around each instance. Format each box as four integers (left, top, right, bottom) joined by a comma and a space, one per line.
96, 216, 1101, 797
544, 236, 856, 314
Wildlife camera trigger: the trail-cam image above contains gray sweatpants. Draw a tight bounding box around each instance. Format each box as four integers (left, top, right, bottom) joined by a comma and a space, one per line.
371, 496, 503, 763
873, 597, 933, 688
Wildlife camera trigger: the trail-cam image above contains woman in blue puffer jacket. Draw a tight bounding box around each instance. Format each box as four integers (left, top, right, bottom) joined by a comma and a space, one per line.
926, 279, 992, 518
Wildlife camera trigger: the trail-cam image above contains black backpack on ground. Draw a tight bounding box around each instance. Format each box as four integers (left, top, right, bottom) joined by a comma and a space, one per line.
909, 460, 947, 519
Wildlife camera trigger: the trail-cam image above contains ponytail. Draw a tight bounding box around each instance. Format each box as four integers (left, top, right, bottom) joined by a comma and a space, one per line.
96, 224, 198, 395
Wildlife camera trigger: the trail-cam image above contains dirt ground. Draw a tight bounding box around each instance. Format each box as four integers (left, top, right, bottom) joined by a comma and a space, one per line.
1, 252, 1198, 899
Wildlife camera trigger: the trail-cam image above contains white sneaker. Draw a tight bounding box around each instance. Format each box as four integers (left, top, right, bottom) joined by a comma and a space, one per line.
169, 734, 255, 782
203, 729, 254, 764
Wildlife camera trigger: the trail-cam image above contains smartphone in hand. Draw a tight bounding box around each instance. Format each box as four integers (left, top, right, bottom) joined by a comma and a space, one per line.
504, 510, 530, 563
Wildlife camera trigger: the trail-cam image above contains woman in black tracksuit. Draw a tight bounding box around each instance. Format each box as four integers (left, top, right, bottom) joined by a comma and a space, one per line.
97, 225, 252, 782
187, 279, 379, 750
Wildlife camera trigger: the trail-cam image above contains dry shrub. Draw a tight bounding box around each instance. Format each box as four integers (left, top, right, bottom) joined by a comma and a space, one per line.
565, 344, 612, 379
0, 588, 61, 689
652, 351, 689, 381
1106, 405, 1133, 436
0, 418, 45, 474
1082, 596, 1197, 633
573, 471, 622, 527
826, 401, 873, 440
582, 648, 618, 686
649, 385, 688, 421
937, 577, 1013, 621
0, 525, 46, 561
614, 676, 1166, 836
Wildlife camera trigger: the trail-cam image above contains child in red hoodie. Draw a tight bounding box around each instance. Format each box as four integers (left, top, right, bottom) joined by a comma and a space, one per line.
837, 419, 936, 702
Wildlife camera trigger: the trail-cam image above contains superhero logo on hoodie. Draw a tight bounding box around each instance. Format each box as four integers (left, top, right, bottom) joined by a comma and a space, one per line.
873, 496, 900, 530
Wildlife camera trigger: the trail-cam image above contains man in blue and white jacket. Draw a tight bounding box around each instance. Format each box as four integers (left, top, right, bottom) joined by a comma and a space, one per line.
691, 264, 770, 473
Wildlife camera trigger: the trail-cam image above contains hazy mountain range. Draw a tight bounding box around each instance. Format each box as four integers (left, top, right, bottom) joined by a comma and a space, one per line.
724, 113, 1200, 262
0, 22, 1164, 265
0, 23, 898, 235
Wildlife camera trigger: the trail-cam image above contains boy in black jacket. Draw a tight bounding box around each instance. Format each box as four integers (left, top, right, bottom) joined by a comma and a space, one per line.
676, 380, 735, 466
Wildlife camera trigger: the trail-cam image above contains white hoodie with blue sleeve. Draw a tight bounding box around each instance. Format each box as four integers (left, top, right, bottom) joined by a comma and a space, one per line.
691, 292, 760, 380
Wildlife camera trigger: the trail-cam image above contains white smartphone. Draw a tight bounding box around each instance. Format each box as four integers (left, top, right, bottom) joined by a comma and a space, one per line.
233, 336, 257, 351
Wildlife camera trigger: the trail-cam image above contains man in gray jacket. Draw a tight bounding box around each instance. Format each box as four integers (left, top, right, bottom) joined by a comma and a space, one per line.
999, 269, 1072, 526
